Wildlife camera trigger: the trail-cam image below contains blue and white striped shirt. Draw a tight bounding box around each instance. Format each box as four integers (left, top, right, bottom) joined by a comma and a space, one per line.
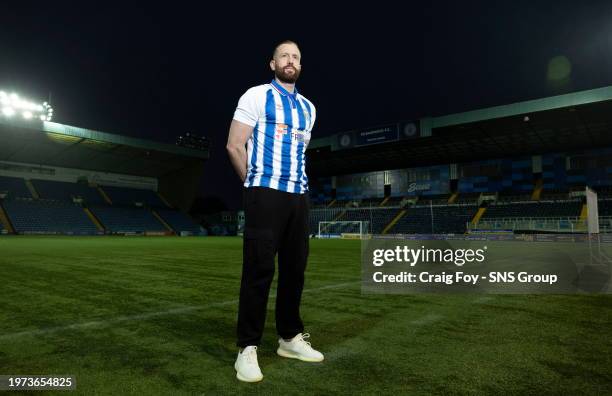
233, 79, 316, 194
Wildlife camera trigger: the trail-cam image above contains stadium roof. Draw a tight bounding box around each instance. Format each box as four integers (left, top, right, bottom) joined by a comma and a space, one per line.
0, 118, 208, 178
307, 85, 612, 176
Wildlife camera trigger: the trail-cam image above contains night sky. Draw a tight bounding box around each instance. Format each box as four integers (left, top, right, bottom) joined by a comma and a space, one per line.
2, 2, 611, 210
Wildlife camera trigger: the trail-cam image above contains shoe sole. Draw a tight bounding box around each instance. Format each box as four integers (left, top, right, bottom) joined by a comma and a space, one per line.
234, 363, 263, 383
236, 372, 263, 383
276, 348, 324, 362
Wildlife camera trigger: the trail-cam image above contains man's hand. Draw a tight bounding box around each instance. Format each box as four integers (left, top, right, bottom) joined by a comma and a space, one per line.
226, 120, 254, 183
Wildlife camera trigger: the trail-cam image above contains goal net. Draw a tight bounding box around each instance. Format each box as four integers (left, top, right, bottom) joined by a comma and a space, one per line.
318, 221, 370, 239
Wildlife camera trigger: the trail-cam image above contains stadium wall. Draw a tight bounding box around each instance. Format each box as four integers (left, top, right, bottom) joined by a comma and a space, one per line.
309, 146, 612, 202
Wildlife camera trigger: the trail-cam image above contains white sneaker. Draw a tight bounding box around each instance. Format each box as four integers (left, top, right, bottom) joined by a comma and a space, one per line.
277, 333, 324, 362
234, 346, 263, 382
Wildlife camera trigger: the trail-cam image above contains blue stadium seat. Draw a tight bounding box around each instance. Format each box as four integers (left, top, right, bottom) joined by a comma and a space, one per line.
0, 176, 31, 199
359, 198, 385, 207
90, 205, 166, 233
539, 188, 569, 201
384, 196, 405, 206
3, 198, 99, 235
482, 200, 581, 219
155, 209, 203, 235
340, 208, 400, 234
101, 186, 168, 207
391, 204, 478, 234
31, 179, 106, 204
455, 192, 481, 205
418, 194, 451, 205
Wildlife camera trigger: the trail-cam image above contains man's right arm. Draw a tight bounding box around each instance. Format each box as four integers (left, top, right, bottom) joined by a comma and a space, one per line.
226, 120, 254, 183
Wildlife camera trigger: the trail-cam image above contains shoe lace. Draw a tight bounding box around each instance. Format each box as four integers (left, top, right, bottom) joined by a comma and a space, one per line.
297, 333, 313, 350
244, 346, 258, 364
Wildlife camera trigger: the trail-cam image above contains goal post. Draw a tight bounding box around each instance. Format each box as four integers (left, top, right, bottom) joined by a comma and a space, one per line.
586, 186, 599, 235
317, 221, 370, 239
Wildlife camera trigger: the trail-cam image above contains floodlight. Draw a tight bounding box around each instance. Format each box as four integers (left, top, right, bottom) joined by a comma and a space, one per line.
0, 90, 54, 122
2, 107, 15, 117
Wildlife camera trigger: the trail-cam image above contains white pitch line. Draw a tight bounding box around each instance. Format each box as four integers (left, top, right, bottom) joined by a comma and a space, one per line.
0, 280, 361, 341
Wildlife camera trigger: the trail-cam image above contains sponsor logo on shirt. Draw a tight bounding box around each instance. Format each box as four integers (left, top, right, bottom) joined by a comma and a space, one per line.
273, 124, 310, 143
275, 124, 288, 139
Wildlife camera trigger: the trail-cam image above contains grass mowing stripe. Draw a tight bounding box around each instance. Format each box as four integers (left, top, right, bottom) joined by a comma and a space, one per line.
0, 281, 362, 340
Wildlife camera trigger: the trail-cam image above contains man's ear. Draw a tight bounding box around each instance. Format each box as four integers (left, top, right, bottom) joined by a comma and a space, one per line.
269, 59, 276, 71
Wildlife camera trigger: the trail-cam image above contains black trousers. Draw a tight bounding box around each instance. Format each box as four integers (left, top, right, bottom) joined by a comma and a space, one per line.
236, 186, 310, 347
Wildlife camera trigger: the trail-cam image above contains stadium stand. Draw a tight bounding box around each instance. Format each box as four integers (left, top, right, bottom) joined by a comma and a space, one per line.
101, 185, 168, 207
307, 196, 590, 235
496, 190, 532, 203
305, 85, 612, 236
389, 204, 478, 234
89, 205, 167, 234
482, 200, 582, 219
31, 179, 106, 204
3, 198, 99, 235
340, 208, 400, 234
383, 196, 406, 207
154, 208, 203, 235
0, 201, 12, 234
0, 175, 32, 199
359, 197, 385, 207
333, 199, 359, 208
454, 192, 481, 205
417, 194, 451, 205
0, 175, 204, 235
0, 112, 207, 235
539, 188, 570, 201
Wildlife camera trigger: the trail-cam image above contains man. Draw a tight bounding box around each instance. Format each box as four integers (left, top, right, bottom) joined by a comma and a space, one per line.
226, 40, 323, 383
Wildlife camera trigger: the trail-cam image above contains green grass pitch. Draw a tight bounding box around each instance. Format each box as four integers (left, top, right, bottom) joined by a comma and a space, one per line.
0, 236, 610, 395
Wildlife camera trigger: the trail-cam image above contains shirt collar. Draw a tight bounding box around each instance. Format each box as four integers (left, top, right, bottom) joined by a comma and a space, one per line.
270, 79, 298, 97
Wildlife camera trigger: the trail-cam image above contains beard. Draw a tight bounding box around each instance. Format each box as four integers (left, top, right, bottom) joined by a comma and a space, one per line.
275, 65, 301, 84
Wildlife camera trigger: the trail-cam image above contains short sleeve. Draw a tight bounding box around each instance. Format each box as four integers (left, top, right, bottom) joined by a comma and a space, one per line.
301, 98, 316, 132
309, 104, 317, 131
233, 87, 261, 127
